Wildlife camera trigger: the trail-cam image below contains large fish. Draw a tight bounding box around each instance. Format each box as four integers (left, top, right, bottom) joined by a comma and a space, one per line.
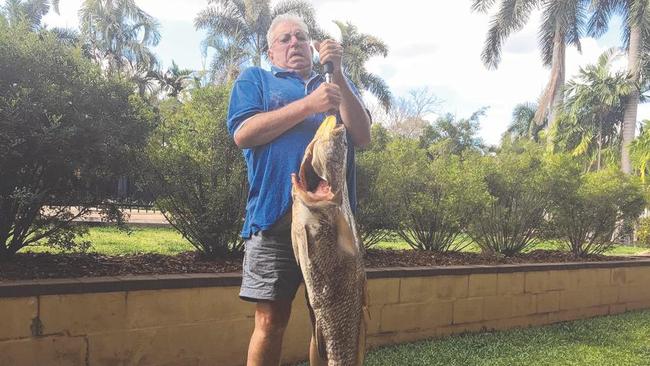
291, 115, 368, 366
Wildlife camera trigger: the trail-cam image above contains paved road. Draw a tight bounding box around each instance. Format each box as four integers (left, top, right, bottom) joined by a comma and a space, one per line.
56, 207, 171, 225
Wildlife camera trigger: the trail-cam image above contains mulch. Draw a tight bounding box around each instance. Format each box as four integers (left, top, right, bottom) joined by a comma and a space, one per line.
0, 249, 646, 281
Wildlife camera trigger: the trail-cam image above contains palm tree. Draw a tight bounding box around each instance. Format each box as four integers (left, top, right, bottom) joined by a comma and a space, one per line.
1, 0, 59, 29
550, 49, 633, 171
504, 102, 545, 142
630, 120, 650, 182
201, 27, 249, 84
334, 21, 392, 111
156, 61, 196, 99
472, 0, 590, 134
79, 0, 161, 77
194, 0, 321, 82
588, 0, 650, 174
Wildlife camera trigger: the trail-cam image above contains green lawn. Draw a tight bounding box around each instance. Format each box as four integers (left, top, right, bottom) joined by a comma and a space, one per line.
370, 309, 650, 366
296, 309, 650, 366
23, 226, 194, 255
20, 226, 649, 257
375, 235, 649, 256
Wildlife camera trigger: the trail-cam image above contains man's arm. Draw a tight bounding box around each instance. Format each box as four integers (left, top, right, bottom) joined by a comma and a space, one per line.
333, 72, 371, 148
234, 83, 343, 149
317, 39, 371, 148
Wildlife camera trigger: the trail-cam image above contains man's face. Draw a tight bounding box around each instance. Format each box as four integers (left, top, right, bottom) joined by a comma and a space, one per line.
268, 21, 313, 73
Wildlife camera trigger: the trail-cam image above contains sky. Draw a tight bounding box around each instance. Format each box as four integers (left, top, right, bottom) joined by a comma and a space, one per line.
32, 0, 650, 145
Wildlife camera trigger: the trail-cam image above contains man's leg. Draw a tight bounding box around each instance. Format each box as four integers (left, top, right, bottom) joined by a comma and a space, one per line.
246, 298, 292, 366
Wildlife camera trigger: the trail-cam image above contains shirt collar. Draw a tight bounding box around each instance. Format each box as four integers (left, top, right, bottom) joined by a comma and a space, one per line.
271, 65, 318, 80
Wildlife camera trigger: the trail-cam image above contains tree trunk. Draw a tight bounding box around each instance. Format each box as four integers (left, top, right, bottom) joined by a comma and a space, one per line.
547, 36, 565, 127
597, 131, 602, 171
539, 27, 566, 151
621, 23, 642, 174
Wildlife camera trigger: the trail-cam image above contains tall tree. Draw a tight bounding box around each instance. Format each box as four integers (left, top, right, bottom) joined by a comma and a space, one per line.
334, 20, 392, 111
630, 120, 650, 182
472, 0, 590, 134
504, 102, 545, 142
1, 0, 59, 29
420, 108, 488, 157
588, 0, 650, 173
79, 0, 161, 78
155, 61, 196, 99
373, 87, 440, 138
194, 0, 321, 82
550, 49, 633, 171
0, 22, 153, 259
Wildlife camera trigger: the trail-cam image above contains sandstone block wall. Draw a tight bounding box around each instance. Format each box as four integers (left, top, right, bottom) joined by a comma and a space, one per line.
1, 263, 649, 365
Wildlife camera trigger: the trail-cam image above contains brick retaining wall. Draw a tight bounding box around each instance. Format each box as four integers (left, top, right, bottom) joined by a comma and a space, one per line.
1, 260, 649, 365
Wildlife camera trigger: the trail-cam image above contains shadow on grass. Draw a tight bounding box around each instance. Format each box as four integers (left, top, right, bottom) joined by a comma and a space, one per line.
290, 310, 650, 366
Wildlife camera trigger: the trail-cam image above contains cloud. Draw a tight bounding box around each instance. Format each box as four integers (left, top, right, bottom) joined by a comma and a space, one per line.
503, 31, 539, 55
313, 0, 640, 145
37, 0, 649, 145
42, 0, 205, 27
392, 43, 438, 58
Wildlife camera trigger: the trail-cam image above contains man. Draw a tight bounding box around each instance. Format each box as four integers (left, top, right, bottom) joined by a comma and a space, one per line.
227, 14, 371, 366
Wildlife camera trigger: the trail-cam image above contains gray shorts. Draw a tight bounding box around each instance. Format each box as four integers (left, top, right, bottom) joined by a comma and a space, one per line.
239, 217, 302, 302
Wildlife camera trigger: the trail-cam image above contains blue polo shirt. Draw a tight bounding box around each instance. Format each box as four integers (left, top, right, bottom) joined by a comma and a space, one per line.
227, 66, 360, 238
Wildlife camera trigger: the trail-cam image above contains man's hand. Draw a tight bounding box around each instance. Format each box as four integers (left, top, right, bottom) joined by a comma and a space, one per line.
314, 39, 343, 75
304, 83, 341, 114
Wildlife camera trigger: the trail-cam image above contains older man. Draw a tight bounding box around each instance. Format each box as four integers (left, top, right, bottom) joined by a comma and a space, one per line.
226, 13, 371, 366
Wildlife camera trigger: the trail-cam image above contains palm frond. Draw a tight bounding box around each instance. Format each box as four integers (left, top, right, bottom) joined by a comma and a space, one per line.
481, 0, 539, 69
360, 72, 392, 112
471, 0, 499, 13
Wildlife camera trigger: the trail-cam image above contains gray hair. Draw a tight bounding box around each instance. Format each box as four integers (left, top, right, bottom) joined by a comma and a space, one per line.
266, 14, 310, 47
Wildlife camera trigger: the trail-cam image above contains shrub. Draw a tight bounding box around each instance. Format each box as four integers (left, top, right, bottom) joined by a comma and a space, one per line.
380, 139, 489, 252
144, 86, 246, 258
467, 144, 551, 256
549, 167, 645, 256
355, 124, 398, 248
0, 23, 153, 259
636, 216, 650, 247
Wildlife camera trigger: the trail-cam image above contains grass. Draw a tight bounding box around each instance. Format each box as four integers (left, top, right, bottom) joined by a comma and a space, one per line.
375, 235, 649, 256
20, 226, 649, 257
295, 310, 650, 366
22, 226, 194, 255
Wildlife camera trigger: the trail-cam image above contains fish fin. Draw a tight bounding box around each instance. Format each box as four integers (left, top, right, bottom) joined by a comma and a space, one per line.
335, 209, 357, 257
332, 189, 343, 205
363, 280, 370, 320
316, 323, 328, 362
356, 278, 369, 365
356, 310, 367, 366
291, 224, 307, 270
306, 298, 328, 362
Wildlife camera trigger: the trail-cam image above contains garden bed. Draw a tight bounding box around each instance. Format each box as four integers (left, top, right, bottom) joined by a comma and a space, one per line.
1, 249, 647, 280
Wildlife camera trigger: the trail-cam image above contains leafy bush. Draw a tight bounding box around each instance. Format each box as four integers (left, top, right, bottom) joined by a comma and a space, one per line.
0, 23, 153, 259
467, 144, 551, 256
355, 124, 398, 248
145, 86, 247, 258
379, 139, 489, 252
549, 167, 645, 256
636, 216, 650, 247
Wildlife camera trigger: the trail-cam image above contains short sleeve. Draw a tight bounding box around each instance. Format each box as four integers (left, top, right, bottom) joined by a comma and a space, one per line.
227, 68, 265, 136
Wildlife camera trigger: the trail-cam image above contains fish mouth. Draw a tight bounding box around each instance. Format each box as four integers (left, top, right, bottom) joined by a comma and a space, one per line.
293, 116, 344, 202
294, 148, 335, 201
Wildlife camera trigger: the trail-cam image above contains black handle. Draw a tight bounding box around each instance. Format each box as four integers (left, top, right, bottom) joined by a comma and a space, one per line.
323, 61, 334, 75
323, 61, 333, 84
